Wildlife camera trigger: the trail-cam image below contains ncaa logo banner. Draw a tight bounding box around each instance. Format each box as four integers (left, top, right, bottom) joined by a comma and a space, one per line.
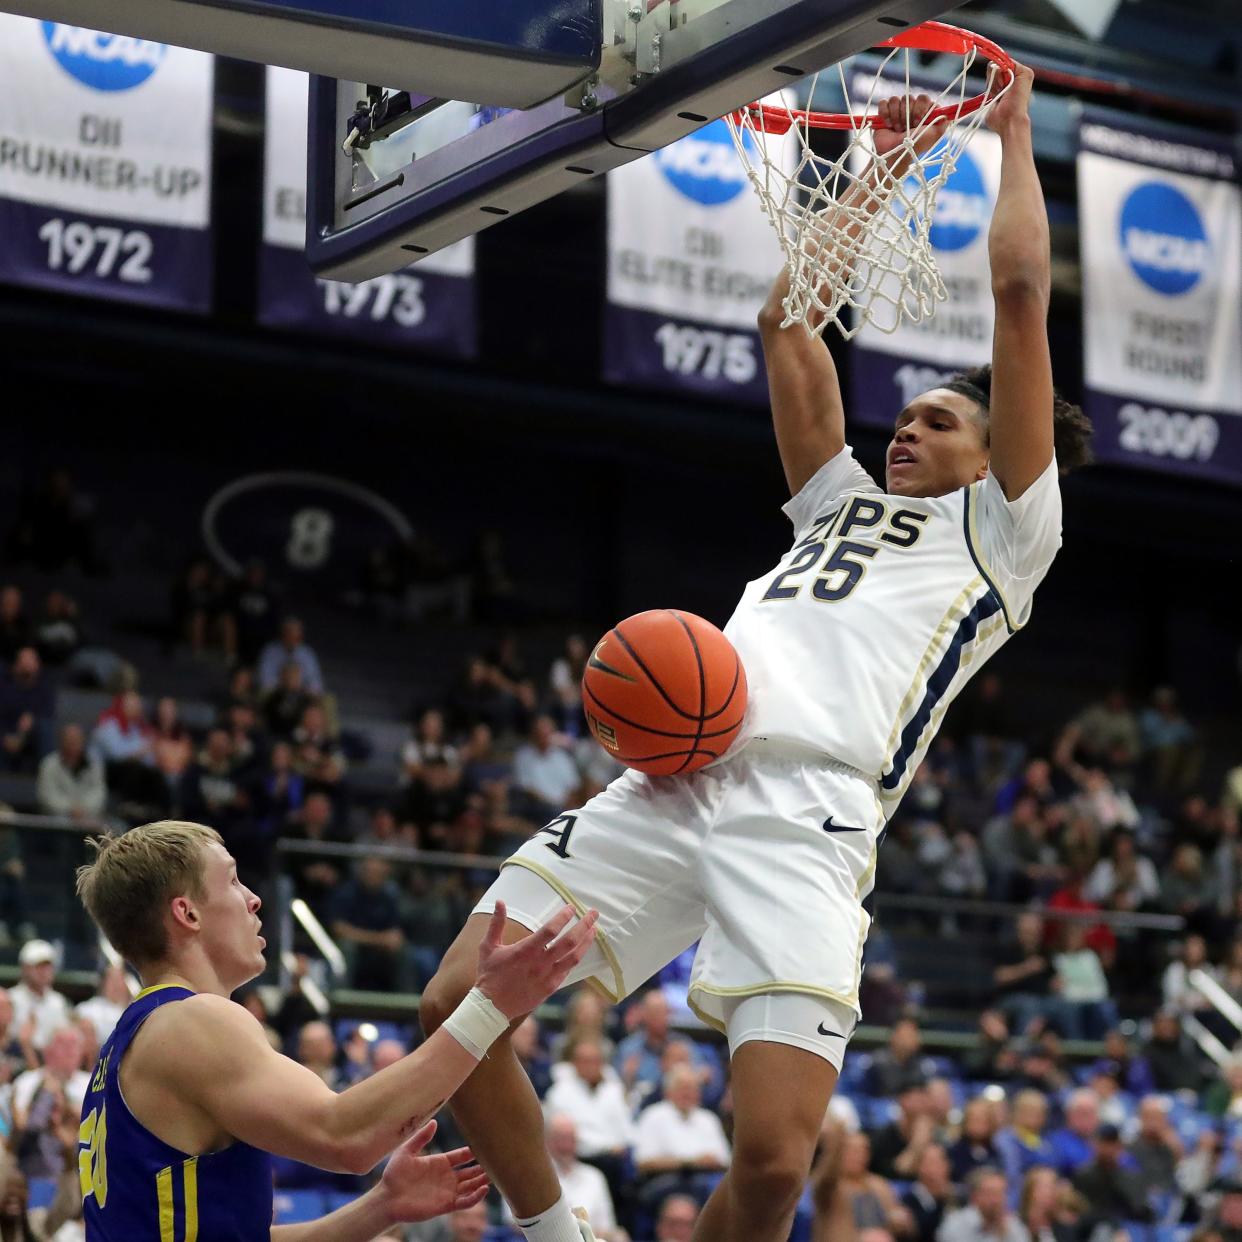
604, 103, 795, 404
260, 68, 475, 357
0, 16, 213, 311
1078, 112, 1242, 485
846, 70, 1003, 431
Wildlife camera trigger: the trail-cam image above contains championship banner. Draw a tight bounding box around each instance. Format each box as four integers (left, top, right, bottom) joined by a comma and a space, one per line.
260, 66, 476, 356
605, 111, 793, 405
1078, 113, 1242, 484
847, 70, 1003, 430
0, 17, 213, 311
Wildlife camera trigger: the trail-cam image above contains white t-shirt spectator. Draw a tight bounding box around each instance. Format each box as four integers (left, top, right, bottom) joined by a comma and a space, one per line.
558, 1160, 617, 1231
505, 1160, 617, 1234
36, 751, 107, 818
13, 1066, 90, 1116
8, 983, 72, 1051
1163, 958, 1217, 1014
1084, 857, 1160, 906
514, 743, 580, 808
543, 1064, 635, 1157
634, 1099, 731, 1168
257, 641, 324, 694
76, 995, 126, 1046
401, 738, 459, 776
937, 1206, 1030, 1242
828, 1093, 861, 1133
1054, 949, 1110, 1004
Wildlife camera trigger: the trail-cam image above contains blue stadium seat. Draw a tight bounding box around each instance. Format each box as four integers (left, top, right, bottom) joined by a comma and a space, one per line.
334, 1018, 414, 1046
26, 1179, 57, 1211
789, 1184, 815, 1242
837, 1052, 872, 1095
323, 1190, 362, 1214
1123, 1224, 1196, 1242
273, 1190, 327, 1223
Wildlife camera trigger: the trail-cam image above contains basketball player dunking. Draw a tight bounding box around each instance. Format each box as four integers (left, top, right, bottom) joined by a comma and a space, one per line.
423, 65, 1092, 1242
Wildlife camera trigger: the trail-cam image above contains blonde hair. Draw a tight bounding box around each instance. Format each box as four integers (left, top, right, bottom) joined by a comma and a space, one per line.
75, 821, 223, 967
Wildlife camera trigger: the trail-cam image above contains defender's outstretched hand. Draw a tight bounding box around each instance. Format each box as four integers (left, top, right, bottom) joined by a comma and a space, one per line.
378, 1120, 489, 1223
475, 900, 600, 1019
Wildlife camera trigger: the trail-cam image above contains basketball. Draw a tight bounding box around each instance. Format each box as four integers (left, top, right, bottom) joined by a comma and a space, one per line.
581, 609, 748, 777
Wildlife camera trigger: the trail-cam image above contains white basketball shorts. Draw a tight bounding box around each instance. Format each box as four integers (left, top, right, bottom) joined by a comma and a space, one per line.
474, 743, 885, 1065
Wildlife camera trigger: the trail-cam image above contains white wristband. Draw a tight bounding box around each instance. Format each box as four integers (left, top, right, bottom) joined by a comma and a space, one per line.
442, 988, 510, 1060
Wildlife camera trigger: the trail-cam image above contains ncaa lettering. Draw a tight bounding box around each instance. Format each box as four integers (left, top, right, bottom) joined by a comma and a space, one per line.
657, 139, 746, 185
763, 496, 930, 603
46, 26, 164, 69
1123, 228, 1208, 276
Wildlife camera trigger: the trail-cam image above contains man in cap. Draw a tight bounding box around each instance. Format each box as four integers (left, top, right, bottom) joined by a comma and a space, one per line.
8, 939, 71, 1051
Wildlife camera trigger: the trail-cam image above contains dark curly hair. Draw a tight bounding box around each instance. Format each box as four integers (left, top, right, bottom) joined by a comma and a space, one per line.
941, 364, 1094, 473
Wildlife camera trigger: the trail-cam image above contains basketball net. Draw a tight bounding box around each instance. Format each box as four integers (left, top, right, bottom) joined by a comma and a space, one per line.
726, 24, 1014, 341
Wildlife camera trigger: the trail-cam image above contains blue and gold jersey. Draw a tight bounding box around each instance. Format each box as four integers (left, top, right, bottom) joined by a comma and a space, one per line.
81, 984, 273, 1241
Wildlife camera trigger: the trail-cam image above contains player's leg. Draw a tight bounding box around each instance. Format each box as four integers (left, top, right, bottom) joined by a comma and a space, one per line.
689, 754, 882, 1240
421, 907, 566, 1221
693, 1044, 836, 1242
422, 769, 711, 1238
692, 993, 853, 1242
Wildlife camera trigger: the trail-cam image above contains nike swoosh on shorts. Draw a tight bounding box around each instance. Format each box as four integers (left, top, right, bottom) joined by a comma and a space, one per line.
817, 1023, 845, 1038
822, 815, 866, 833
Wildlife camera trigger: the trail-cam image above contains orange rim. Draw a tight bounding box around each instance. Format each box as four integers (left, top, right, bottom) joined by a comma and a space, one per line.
730, 20, 1015, 135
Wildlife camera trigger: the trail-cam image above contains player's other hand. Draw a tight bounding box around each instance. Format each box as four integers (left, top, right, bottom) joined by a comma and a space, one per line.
379, 1119, 489, 1223
873, 93, 948, 160
475, 900, 600, 1020
985, 60, 1034, 135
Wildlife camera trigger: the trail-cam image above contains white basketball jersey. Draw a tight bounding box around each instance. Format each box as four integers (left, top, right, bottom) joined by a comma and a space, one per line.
724, 446, 1062, 806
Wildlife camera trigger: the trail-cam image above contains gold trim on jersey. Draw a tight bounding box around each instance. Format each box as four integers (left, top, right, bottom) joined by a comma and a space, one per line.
134, 983, 193, 1002
183, 1158, 199, 1242
880, 577, 985, 771
852, 904, 870, 1002
157, 1165, 174, 1242
964, 482, 1023, 632
855, 838, 879, 902
499, 858, 625, 1002
156, 1156, 199, 1242
879, 611, 1009, 808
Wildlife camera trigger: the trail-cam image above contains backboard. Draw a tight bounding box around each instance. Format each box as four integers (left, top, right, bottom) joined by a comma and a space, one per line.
307, 0, 962, 282
1, 0, 602, 107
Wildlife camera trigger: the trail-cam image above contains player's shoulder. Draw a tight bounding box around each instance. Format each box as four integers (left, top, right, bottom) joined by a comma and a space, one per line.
152, 991, 258, 1036
130, 994, 263, 1073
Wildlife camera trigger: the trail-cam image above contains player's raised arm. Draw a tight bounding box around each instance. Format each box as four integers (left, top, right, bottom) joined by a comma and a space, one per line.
759, 96, 946, 496
153, 902, 597, 1177
758, 262, 847, 497
982, 64, 1055, 500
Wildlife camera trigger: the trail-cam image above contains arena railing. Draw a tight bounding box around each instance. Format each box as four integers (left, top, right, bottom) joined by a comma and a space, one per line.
272, 837, 1187, 1058
1, 814, 1190, 1061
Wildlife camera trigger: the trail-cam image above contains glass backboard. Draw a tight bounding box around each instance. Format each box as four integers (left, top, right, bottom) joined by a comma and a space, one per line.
3, 0, 603, 108
307, 0, 963, 281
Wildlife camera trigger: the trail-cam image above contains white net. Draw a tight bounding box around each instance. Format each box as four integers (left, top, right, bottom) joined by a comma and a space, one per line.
727, 43, 1010, 340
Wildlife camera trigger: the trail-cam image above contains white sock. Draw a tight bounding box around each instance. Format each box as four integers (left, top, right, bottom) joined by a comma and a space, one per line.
515, 1190, 583, 1242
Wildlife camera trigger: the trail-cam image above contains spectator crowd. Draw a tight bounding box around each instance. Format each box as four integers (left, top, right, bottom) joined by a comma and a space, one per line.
0, 509, 1240, 1241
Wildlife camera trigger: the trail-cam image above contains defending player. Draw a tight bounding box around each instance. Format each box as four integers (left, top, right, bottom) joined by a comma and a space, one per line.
73, 820, 597, 1241
422, 65, 1092, 1242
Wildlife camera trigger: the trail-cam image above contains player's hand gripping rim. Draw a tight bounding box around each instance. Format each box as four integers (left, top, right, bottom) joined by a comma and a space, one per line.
475, 900, 601, 1020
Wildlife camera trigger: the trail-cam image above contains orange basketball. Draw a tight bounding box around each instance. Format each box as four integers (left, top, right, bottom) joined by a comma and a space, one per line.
581, 609, 748, 777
